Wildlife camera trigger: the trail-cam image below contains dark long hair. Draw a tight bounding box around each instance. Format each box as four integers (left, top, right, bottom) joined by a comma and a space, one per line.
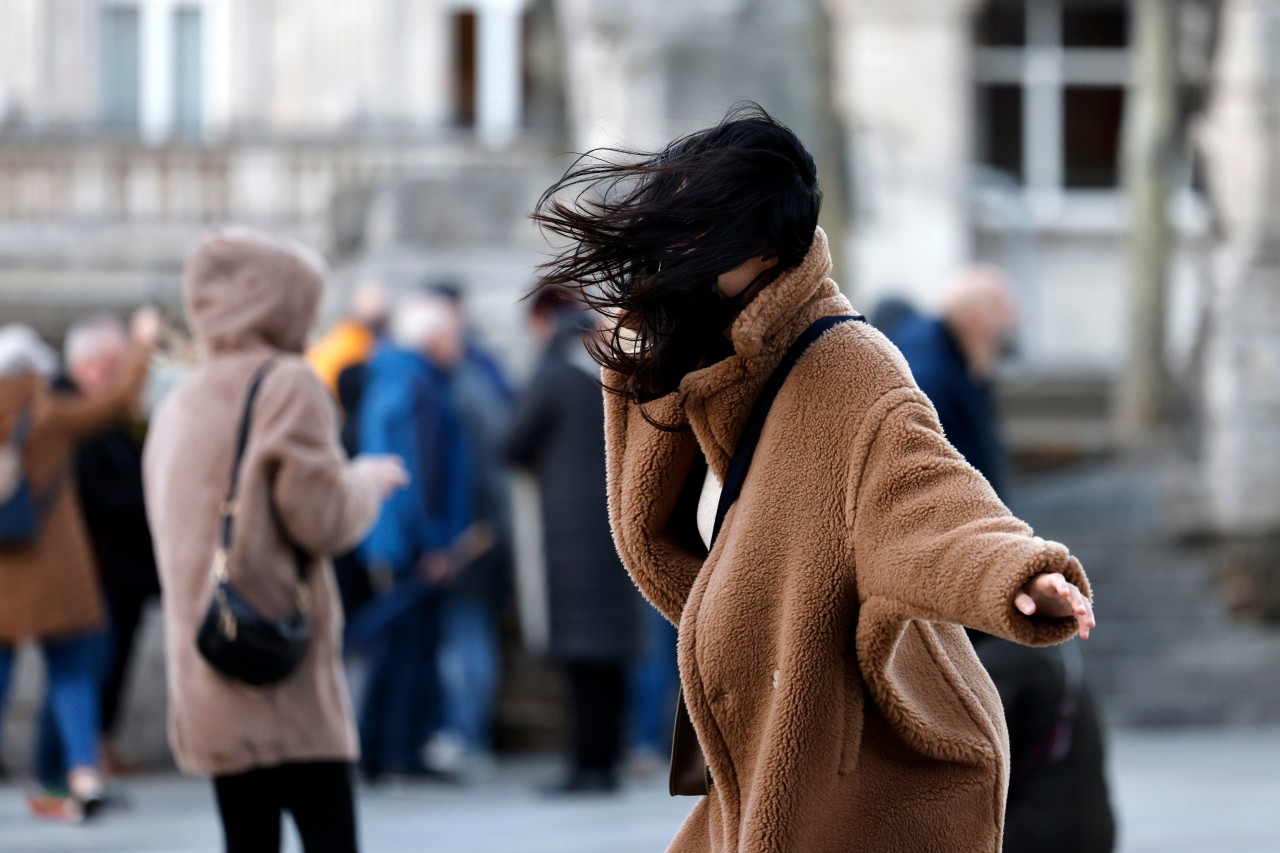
531, 104, 822, 406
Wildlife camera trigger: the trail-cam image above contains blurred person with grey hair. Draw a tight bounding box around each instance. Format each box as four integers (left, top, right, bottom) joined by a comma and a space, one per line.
886, 265, 1018, 496
0, 313, 157, 821
886, 267, 1116, 853
353, 291, 479, 782
58, 313, 162, 779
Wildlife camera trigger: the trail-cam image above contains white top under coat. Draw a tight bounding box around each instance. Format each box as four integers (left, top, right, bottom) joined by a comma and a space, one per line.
697, 465, 723, 552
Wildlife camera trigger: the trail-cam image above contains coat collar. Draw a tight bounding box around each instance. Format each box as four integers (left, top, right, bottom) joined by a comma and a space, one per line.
677, 227, 853, 477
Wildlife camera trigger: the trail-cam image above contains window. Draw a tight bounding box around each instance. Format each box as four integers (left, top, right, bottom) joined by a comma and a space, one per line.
99, 1, 208, 138
974, 0, 1131, 193
173, 6, 203, 135
453, 11, 478, 127
101, 6, 142, 131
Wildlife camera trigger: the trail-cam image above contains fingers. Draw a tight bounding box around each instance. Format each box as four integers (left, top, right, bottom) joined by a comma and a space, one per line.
1018, 572, 1098, 640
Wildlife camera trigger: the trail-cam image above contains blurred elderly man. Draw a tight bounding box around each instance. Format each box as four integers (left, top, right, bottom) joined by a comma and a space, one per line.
886, 266, 1018, 496
62, 315, 161, 776
886, 268, 1116, 853
354, 292, 477, 781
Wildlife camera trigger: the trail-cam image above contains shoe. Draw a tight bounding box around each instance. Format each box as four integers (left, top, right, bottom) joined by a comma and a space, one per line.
541, 770, 619, 797
67, 768, 106, 823
26, 790, 80, 823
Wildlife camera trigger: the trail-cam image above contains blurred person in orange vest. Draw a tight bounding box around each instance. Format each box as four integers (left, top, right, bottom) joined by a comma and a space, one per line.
307, 280, 390, 399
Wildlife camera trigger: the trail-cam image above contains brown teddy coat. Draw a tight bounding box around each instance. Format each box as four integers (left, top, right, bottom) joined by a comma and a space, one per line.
0, 349, 149, 642
604, 228, 1091, 852
143, 231, 383, 777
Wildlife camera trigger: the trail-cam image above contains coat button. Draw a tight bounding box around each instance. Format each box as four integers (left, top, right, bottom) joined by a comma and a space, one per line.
772, 669, 781, 689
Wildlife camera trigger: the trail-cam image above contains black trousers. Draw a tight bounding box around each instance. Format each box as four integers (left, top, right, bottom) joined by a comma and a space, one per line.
565, 660, 627, 777
101, 582, 155, 736
213, 761, 358, 853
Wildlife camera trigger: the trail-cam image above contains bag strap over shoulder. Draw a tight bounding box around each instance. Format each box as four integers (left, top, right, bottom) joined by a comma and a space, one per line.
216, 361, 309, 587
669, 312, 866, 798
710, 313, 865, 546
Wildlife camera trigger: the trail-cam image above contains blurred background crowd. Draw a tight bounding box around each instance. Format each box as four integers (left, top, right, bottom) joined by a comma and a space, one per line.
1, 0, 1279, 850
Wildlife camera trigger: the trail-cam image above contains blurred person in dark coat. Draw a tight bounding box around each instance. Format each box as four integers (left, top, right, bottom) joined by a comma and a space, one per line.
505, 292, 643, 794
885, 267, 1116, 853
63, 315, 159, 775
356, 291, 476, 781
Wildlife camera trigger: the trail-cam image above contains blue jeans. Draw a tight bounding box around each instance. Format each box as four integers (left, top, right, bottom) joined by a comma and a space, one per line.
628, 604, 679, 754
33, 630, 110, 789
437, 593, 499, 752
0, 633, 104, 787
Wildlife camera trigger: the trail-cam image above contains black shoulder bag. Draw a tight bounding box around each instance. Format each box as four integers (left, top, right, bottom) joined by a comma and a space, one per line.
196, 361, 312, 687
670, 313, 866, 797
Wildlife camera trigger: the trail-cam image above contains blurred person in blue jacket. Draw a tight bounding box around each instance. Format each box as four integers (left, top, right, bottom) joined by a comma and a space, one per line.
884, 268, 1115, 853
355, 291, 475, 782
422, 281, 514, 778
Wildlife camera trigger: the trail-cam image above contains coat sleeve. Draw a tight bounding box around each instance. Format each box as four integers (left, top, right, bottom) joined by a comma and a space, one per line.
358, 376, 431, 570
46, 345, 151, 442
603, 369, 704, 625
254, 361, 381, 558
847, 386, 1089, 646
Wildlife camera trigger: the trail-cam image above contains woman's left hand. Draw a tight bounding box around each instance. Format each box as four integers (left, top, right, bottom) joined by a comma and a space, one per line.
1014, 572, 1095, 639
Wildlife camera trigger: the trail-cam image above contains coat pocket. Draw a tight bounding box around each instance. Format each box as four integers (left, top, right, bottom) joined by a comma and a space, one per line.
857, 600, 1000, 768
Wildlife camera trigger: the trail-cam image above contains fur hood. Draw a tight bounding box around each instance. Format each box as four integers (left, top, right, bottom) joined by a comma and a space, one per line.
604, 229, 1090, 851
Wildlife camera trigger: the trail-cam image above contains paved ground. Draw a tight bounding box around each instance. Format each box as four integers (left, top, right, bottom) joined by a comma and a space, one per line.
1, 728, 1277, 852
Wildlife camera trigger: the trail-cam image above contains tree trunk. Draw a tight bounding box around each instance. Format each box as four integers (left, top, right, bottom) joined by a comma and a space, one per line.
1118, 0, 1179, 440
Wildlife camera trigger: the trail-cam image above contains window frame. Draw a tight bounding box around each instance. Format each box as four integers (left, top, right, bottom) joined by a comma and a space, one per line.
972, 0, 1131, 223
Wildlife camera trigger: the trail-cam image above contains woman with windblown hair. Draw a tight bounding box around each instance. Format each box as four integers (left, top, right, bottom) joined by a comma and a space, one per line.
531, 104, 1096, 852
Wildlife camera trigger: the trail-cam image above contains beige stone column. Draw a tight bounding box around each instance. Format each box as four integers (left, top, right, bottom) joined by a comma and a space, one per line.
824, 0, 981, 309
554, 0, 671, 151
1198, 0, 1280, 533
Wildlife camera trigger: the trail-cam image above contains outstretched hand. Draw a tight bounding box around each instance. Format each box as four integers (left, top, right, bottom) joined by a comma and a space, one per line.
1014, 572, 1095, 640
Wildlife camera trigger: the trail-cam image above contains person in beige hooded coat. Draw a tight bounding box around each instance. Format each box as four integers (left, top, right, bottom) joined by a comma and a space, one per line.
533, 105, 1096, 852
143, 230, 406, 853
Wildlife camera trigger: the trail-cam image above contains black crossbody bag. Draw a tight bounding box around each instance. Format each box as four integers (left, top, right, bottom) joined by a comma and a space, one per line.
670, 313, 865, 797
196, 361, 312, 687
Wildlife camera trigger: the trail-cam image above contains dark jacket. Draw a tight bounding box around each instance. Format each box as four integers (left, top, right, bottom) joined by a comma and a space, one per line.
887, 314, 1009, 497
972, 636, 1117, 853
892, 315, 1115, 853
76, 418, 160, 598
504, 321, 641, 663
450, 344, 514, 613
